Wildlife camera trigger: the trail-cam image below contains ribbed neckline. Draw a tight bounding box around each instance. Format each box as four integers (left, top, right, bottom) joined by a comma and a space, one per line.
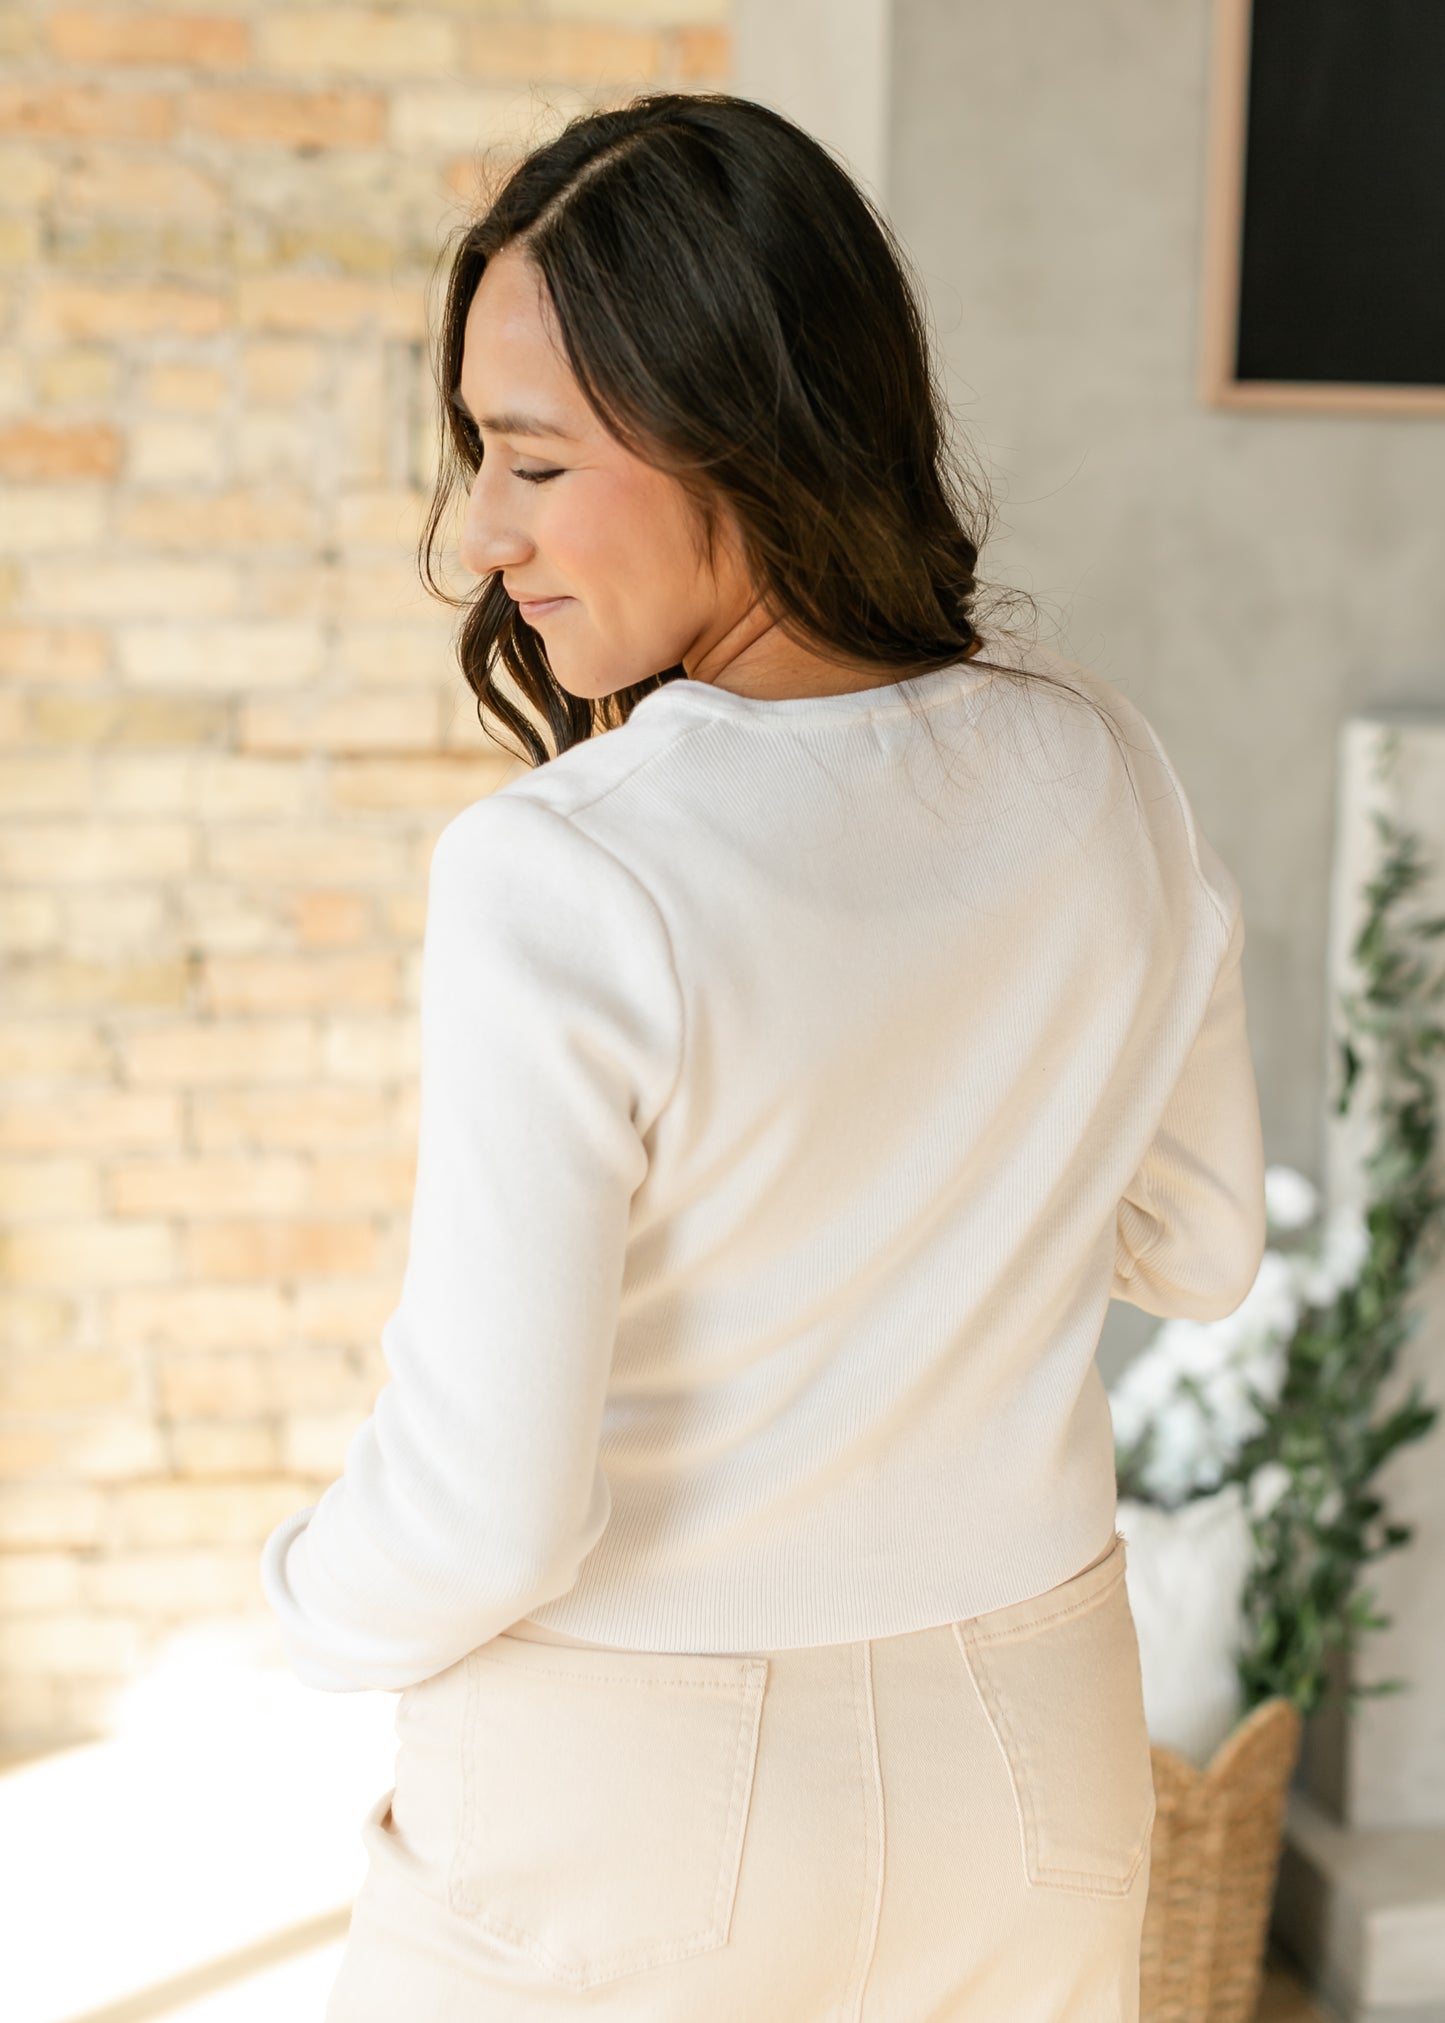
630, 658, 990, 726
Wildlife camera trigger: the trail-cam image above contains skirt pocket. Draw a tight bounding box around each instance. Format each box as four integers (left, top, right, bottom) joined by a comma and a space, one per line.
952, 1532, 1156, 1898
447, 1634, 770, 1991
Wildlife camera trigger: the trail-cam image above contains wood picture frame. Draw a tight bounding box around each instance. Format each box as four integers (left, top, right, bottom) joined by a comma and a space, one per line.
1198, 0, 1445, 416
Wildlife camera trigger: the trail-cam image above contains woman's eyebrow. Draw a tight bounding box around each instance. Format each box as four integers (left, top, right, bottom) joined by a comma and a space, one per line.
448, 386, 577, 440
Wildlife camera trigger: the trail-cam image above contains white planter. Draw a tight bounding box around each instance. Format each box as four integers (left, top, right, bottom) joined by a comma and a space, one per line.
1116, 1482, 1254, 1770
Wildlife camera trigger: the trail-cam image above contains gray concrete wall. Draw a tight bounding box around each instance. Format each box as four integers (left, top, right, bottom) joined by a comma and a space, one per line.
880, 0, 1445, 1375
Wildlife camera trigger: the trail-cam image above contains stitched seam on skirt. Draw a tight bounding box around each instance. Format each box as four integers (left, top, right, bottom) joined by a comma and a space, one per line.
849, 1642, 886, 2021
469, 1658, 762, 1690
839, 1641, 874, 2017
954, 1628, 1043, 1884
709, 1662, 767, 1948
961, 1551, 1126, 1650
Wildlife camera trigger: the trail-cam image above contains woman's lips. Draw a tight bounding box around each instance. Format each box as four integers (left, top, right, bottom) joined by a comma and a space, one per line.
517, 597, 571, 621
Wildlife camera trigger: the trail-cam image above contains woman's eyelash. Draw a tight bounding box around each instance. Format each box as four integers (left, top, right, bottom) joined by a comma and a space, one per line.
454, 420, 560, 484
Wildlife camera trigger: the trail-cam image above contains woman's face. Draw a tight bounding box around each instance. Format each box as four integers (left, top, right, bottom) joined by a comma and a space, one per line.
454, 244, 755, 703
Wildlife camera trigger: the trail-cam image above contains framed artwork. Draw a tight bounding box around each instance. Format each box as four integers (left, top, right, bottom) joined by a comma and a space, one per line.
1199, 0, 1445, 414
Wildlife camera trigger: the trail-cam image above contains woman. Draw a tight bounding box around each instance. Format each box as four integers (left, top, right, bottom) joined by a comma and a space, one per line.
261, 90, 1266, 2021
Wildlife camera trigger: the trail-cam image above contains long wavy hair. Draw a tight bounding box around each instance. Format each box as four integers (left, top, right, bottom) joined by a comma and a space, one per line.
418, 89, 1126, 771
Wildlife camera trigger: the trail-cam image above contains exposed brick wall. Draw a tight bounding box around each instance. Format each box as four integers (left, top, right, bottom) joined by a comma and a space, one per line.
0, 0, 730, 1752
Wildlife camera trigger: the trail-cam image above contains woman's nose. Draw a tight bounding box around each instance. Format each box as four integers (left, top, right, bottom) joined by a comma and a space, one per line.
458, 474, 530, 580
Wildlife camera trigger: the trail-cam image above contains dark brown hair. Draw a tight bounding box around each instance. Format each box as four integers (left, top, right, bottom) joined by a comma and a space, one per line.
418, 89, 1129, 772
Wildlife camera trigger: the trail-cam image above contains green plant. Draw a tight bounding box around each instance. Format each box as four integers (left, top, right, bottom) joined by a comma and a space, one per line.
1232, 736, 1445, 1718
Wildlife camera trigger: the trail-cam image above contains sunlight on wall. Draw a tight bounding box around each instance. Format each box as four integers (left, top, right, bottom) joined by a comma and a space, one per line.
1, 1620, 397, 2023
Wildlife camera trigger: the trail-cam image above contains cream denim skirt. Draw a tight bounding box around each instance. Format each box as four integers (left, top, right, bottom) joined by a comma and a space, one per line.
324, 1528, 1155, 2022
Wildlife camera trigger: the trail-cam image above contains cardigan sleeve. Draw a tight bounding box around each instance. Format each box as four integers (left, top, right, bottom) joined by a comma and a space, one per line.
258, 791, 684, 1692
1110, 854, 1267, 1323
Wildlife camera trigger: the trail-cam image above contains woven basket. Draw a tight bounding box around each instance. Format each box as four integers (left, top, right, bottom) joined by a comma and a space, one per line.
1139, 1697, 1303, 2023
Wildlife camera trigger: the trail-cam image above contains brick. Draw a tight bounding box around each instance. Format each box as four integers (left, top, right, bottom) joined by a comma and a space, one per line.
335, 623, 450, 686
0, 1614, 141, 1677
0, 5, 38, 60
207, 952, 398, 1015
281, 1408, 363, 1477
0, 1021, 109, 1080
109, 1155, 311, 1216
168, 1421, 281, 1478
0, 1351, 139, 1416
0, 751, 90, 809
203, 822, 406, 885
118, 491, 318, 549
49, 217, 230, 281
0, 423, 122, 480
0, 346, 27, 418
142, 363, 226, 415
126, 417, 223, 486
0, 820, 193, 882
0, 141, 58, 202
114, 1281, 289, 1352
236, 274, 425, 338
83, 1546, 268, 1610
673, 25, 729, 77
185, 1217, 383, 1281
155, 1350, 272, 1418
191, 1084, 392, 1153
5, 954, 188, 1016
59, 151, 223, 221
0, 1414, 166, 1480
293, 1275, 395, 1349
0, 487, 108, 551
328, 558, 436, 623
1, 1220, 177, 1288
462, 22, 661, 81
21, 560, 241, 619
96, 750, 299, 820
0, 1288, 75, 1357
49, 12, 251, 68
328, 753, 506, 811
29, 280, 226, 341
335, 488, 428, 547
0, 1553, 85, 1612
0, 1157, 100, 1218
0, 1484, 105, 1549
390, 84, 590, 154
293, 888, 371, 947
257, 11, 456, 77
309, 1147, 413, 1213
538, 0, 726, 18
31, 692, 226, 746
240, 689, 440, 754
182, 86, 385, 147
0, 86, 174, 140
36, 348, 117, 407
0, 623, 107, 679
321, 1016, 417, 1087
0, 1088, 180, 1154
274, 1340, 378, 1412
112, 1478, 306, 1549
273, 223, 409, 279
241, 340, 322, 407
117, 620, 324, 688
120, 1018, 317, 1086
233, 412, 317, 487
0, 216, 40, 267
